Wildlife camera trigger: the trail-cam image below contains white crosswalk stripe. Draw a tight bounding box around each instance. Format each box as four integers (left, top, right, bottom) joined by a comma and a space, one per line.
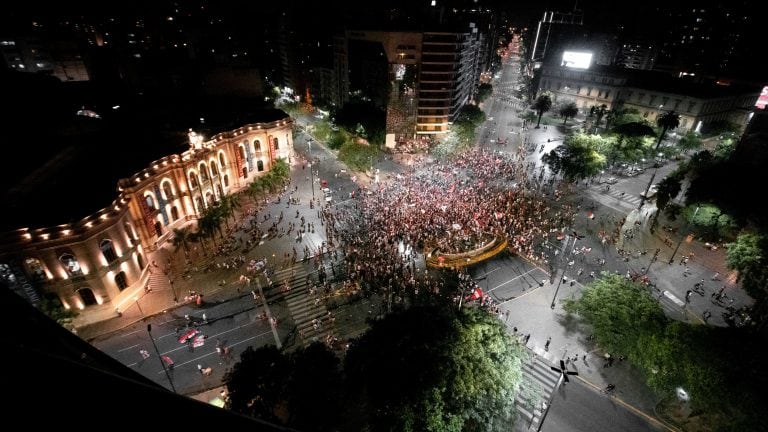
515, 355, 560, 429
268, 262, 339, 345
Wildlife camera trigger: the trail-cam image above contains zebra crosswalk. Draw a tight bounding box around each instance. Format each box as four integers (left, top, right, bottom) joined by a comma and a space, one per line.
266, 260, 343, 345
514, 355, 561, 430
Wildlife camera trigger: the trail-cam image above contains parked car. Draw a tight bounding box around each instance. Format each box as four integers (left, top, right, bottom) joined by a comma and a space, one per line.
603, 176, 619, 184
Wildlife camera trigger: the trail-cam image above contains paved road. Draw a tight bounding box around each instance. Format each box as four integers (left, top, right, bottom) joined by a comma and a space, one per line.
542, 378, 664, 432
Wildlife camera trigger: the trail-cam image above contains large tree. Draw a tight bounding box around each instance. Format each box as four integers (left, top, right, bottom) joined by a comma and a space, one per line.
542, 134, 605, 181
532, 93, 552, 128
344, 305, 527, 432
564, 274, 768, 429
726, 233, 768, 317
655, 111, 680, 149
225, 345, 290, 423
559, 101, 579, 125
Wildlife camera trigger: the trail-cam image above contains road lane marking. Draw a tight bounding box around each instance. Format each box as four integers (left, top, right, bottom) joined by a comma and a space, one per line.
156, 330, 274, 373
117, 344, 139, 353
489, 268, 540, 292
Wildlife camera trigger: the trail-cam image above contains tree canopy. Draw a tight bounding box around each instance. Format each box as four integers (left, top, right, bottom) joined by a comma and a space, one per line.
542, 134, 606, 181
563, 274, 768, 430
344, 305, 527, 432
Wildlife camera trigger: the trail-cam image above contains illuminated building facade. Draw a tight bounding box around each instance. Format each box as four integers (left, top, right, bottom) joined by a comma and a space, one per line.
539, 63, 760, 133
0, 115, 294, 325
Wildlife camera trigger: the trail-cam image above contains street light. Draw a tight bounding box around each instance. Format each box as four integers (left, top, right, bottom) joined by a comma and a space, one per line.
550, 231, 582, 309
147, 324, 177, 393
308, 140, 315, 198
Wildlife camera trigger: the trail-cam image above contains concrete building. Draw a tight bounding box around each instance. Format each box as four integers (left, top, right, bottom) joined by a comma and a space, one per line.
539, 63, 761, 133
0, 113, 293, 326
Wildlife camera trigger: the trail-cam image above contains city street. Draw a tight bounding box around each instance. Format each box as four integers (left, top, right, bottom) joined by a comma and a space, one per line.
83, 50, 745, 432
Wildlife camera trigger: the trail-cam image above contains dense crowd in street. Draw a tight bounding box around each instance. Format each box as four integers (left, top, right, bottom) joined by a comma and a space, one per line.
314, 147, 576, 305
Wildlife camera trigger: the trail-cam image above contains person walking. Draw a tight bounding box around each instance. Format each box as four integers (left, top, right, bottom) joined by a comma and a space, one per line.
544, 336, 551, 352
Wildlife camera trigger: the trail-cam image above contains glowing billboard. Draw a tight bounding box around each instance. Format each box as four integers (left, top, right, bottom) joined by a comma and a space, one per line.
561, 51, 592, 69
756, 86, 768, 109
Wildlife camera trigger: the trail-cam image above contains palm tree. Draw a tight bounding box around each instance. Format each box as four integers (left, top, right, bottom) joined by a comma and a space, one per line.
655, 111, 680, 150
171, 227, 192, 258
532, 94, 553, 128
559, 102, 579, 125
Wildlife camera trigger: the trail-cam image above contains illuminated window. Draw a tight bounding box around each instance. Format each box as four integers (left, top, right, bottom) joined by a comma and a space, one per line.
162, 181, 174, 200
145, 195, 156, 210
257, 160, 264, 172
59, 253, 82, 276
24, 257, 46, 281
273, 137, 279, 150
210, 162, 219, 177
219, 153, 226, 167
254, 140, 261, 152
100, 239, 118, 263
114, 271, 128, 290
198, 163, 209, 181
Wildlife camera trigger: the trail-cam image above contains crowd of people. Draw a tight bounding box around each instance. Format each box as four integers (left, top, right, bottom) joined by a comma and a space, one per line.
316, 147, 576, 306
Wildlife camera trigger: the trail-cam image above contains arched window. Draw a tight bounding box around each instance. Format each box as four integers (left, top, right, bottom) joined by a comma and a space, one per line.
162, 181, 174, 200
24, 257, 46, 281
223, 174, 229, 187
59, 253, 82, 276
114, 271, 128, 290
257, 160, 264, 171
171, 206, 179, 221
136, 253, 145, 270
154, 220, 163, 235
199, 163, 209, 181
272, 137, 279, 150
219, 153, 226, 167
239, 146, 247, 164
215, 184, 223, 198
100, 239, 118, 263
194, 196, 203, 214
189, 172, 199, 189
254, 140, 262, 152
242, 167, 248, 178
145, 195, 156, 210
210, 161, 219, 178
78, 287, 98, 306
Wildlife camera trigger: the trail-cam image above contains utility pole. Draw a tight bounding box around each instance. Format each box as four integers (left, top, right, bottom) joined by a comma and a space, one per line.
669, 206, 700, 265
637, 167, 659, 210
256, 278, 281, 349
147, 324, 177, 393
550, 232, 581, 309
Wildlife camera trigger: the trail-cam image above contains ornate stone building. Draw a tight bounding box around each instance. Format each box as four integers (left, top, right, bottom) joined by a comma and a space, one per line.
0, 114, 294, 325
